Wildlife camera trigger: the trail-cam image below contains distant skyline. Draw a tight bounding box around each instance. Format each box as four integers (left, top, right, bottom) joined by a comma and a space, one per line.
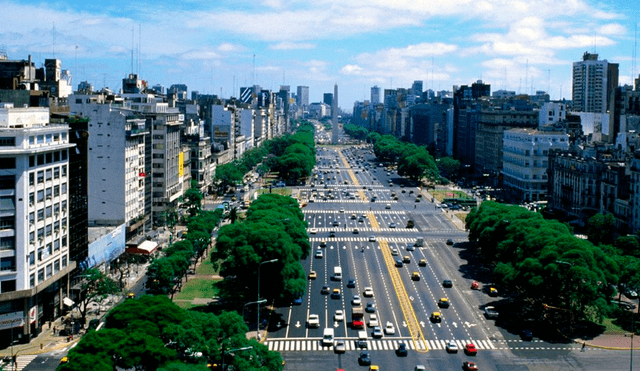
1, 0, 639, 108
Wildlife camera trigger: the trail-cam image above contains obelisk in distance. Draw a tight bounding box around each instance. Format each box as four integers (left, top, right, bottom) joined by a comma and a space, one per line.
332, 83, 339, 145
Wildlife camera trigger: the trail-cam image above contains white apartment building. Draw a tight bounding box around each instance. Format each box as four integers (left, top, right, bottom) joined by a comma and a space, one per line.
502, 128, 570, 202
0, 103, 75, 340
539, 102, 567, 126
69, 96, 147, 226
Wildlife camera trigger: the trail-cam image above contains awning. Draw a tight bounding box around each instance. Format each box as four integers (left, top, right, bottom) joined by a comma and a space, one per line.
63, 297, 74, 307
126, 240, 158, 255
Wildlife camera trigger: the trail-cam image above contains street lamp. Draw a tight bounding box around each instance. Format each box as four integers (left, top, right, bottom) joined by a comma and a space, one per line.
257, 259, 278, 340
221, 346, 252, 371
242, 299, 266, 322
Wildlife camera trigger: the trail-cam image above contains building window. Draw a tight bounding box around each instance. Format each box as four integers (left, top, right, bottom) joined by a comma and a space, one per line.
0, 137, 15, 146
61, 183, 67, 194
30, 273, 35, 288
37, 171, 44, 184
29, 155, 35, 167
0, 158, 16, 169
29, 173, 34, 186
29, 136, 35, 145
29, 251, 35, 265
46, 224, 52, 236
53, 185, 59, 197
46, 264, 52, 278
37, 135, 43, 144
46, 169, 52, 181
62, 165, 67, 177
0, 236, 14, 250
54, 260, 60, 274
37, 209, 44, 221
54, 151, 60, 162
38, 268, 44, 282
29, 231, 34, 243
46, 206, 52, 218
37, 247, 44, 261
0, 279, 16, 293
61, 255, 67, 268
54, 167, 59, 179
37, 190, 44, 202
54, 239, 60, 251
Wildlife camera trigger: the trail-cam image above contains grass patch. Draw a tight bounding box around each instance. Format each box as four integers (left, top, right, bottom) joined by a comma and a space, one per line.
196, 259, 217, 275
257, 188, 292, 196
601, 317, 629, 335
430, 189, 472, 202
455, 213, 467, 225
173, 277, 220, 301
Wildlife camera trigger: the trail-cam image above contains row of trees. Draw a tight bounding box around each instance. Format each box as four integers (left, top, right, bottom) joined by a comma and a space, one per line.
59, 296, 282, 371
466, 202, 640, 326
212, 194, 310, 304
214, 122, 316, 192
343, 123, 369, 141
371, 135, 440, 182
145, 207, 223, 296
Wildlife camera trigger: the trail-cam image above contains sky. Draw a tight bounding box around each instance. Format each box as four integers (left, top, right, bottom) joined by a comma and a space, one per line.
1, 0, 639, 109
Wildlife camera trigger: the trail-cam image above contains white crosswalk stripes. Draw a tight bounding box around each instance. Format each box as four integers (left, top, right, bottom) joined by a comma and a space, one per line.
309, 237, 460, 243
264, 339, 497, 352
308, 227, 420, 233
10, 355, 38, 371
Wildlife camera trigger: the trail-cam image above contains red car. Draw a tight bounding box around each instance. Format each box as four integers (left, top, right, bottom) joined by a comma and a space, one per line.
463, 361, 478, 371
465, 343, 477, 355
352, 320, 364, 329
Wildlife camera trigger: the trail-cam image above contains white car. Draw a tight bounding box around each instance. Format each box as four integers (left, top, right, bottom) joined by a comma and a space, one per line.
352, 295, 362, 305
308, 314, 320, 328
369, 235, 377, 242
368, 314, 379, 327
309, 228, 317, 234
445, 340, 459, 353
363, 287, 374, 297
384, 321, 395, 335
334, 310, 344, 322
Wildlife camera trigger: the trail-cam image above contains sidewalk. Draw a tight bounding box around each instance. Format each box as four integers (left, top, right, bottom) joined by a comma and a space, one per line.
580, 334, 640, 350
0, 264, 149, 357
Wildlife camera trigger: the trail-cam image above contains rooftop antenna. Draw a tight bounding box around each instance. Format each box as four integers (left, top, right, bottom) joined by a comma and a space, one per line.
504, 67, 507, 91
633, 21, 637, 83
431, 56, 434, 91
138, 24, 141, 77
52, 22, 56, 58
252, 54, 256, 86
131, 26, 134, 75
547, 69, 551, 97
525, 59, 529, 95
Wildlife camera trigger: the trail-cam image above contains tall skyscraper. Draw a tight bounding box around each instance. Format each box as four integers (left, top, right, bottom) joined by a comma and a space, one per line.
332, 84, 339, 145
323, 93, 333, 107
412, 81, 423, 97
296, 86, 309, 107
572, 52, 618, 114
371, 86, 381, 105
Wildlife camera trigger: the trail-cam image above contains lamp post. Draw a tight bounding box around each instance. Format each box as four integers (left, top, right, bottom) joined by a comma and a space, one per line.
221, 346, 252, 371
242, 300, 266, 323
257, 259, 278, 340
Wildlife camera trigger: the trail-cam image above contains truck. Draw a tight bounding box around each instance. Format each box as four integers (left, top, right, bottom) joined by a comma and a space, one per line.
352, 307, 364, 329
415, 237, 424, 247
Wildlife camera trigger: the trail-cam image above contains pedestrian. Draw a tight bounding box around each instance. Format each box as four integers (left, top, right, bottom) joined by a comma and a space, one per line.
53, 325, 56, 335
581, 342, 586, 352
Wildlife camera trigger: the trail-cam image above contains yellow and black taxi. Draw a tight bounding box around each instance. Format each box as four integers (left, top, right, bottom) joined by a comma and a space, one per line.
309, 271, 317, 279
430, 311, 442, 323
411, 272, 420, 281
438, 298, 450, 308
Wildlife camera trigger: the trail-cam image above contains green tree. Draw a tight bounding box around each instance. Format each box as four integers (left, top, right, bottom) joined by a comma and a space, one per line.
76, 268, 120, 326
183, 181, 203, 217
437, 156, 461, 180
587, 213, 617, 246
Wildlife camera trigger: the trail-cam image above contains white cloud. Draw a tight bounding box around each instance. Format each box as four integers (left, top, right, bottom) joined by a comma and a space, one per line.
340, 64, 363, 75
598, 23, 626, 36
269, 42, 315, 50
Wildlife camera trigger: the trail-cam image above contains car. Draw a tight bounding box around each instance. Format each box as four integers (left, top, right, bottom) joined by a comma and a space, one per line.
430, 311, 441, 323
334, 340, 346, 353
358, 217, 365, 223
127, 292, 135, 299
418, 258, 427, 266
368, 314, 379, 327
391, 248, 399, 256
396, 343, 408, 356
445, 340, 458, 353
442, 279, 453, 288
363, 287, 374, 297
484, 306, 499, 319
358, 351, 372, 366
415, 198, 420, 202
520, 329, 534, 341
333, 310, 345, 322
369, 235, 377, 242
438, 298, 450, 308
331, 288, 341, 299
369, 366, 379, 371
389, 222, 396, 228
347, 278, 356, 288
319, 240, 327, 247
293, 296, 303, 305
308, 314, 320, 328
60, 356, 68, 364
371, 326, 383, 338
315, 250, 323, 258
358, 330, 368, 348
465, 343, 477, 355
309, 271, 317, 279
463, 361, 479, 371
332, 220, 339, 227
406, 243, 415, 251
352, 295, 362, 305
489, 287, 498, 297
353, 228, 359, 234
384, 321, 395, 334
385, 204, 392, 209
446, 238, 454, 245
414, 366, 426, 371
395, 259, 403, 267
366, 302, 376, 313
321, 285, 330, 294
402, 255, 411, 264
309, 228, 317, 234
329, 231, 336, 238
339, 208, 345, 213
351, 213, 357, 219
411, 272, 420, 281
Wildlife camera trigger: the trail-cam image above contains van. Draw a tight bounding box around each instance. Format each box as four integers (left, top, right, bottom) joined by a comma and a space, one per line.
333, 266, 342, 281
322, 328, 335, 346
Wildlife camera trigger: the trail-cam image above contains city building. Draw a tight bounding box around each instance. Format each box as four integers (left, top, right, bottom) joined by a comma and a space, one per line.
296, 86, 309, 108
371, 86, 381, 105
0, 103, 76, 345
502, 128, 569, 202
572, 52, 618, 114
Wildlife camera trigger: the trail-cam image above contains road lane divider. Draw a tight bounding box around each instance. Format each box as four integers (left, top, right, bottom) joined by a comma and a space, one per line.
378, 239, 428, 353
367, 212, 380, 230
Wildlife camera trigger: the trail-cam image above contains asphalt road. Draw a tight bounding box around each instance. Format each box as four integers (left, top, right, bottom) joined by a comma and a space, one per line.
271, 143, 632, 371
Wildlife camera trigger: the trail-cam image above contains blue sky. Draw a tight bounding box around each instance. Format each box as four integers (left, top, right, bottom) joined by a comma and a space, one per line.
1, 0, 639, 109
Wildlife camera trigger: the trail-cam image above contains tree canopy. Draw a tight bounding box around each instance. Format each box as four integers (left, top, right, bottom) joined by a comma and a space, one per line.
212, 194, 309, 304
